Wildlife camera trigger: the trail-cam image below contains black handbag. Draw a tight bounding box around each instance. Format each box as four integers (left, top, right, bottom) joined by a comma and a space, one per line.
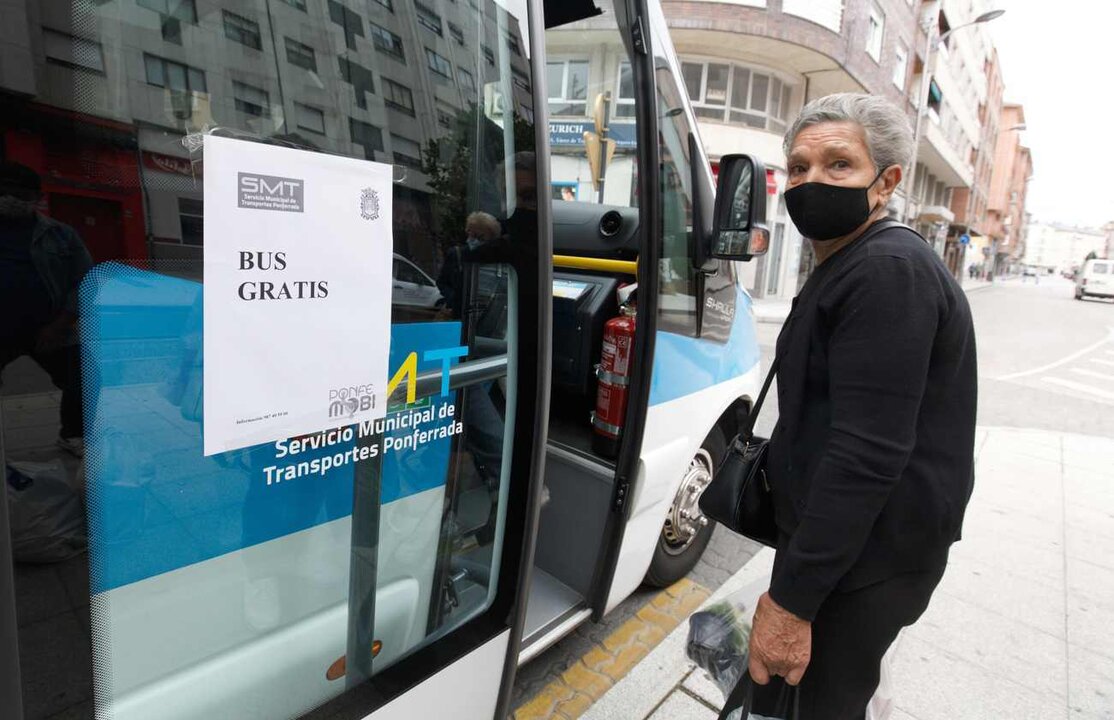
698, 355, 780, 547
698, 219, 905, 548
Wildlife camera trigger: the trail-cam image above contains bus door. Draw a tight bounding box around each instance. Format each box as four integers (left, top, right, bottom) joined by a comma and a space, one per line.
541, 0, 775, 619
529, 0, 736, 649
0, 0, 553, 719
571, 1, 768, 614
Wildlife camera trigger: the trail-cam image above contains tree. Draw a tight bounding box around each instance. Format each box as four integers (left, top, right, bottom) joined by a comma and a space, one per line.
421, 103, 536, 253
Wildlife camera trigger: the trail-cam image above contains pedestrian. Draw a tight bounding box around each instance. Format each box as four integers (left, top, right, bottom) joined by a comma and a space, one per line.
435, 210, 500, 320
0, 162, 92, 456
746, 93, 978, 719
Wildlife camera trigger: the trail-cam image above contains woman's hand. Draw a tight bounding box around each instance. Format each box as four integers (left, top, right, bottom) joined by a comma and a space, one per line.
748, 592, 812, 686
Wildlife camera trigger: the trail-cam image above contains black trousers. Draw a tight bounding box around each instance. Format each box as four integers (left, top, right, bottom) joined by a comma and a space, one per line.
1, 340, 85, 438
752, 564, 946, 720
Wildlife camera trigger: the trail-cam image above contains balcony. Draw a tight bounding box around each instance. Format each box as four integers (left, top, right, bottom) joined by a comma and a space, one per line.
919, 119, 973, 188
919, 204, 955, 223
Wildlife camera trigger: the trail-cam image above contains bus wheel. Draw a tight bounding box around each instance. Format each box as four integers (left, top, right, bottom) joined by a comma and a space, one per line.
644, 428, 725, 587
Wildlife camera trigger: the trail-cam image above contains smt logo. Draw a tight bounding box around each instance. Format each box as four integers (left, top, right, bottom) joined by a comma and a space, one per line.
238, 172, 304, 212
360, 187, 380, 221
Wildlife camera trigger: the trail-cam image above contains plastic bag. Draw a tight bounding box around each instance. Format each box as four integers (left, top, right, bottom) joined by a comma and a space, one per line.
5, 461, 87, 563
721, 672, 798, 720
687, 561, 897, 720
686, 600, 751, 703
686, 598, 798, 720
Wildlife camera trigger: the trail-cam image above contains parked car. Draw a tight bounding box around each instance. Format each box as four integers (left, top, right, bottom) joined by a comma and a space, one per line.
392, 253, 443, 310
1075, 258, 1114, 300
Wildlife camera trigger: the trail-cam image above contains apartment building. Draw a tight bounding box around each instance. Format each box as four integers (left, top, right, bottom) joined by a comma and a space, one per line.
986, 102, 1033, 273
0, 0, 532, 273
656, 0, 989, 299
1023, 223, 1107, 274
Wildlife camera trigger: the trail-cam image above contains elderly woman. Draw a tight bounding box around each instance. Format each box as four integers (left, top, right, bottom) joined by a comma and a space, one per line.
746, 94, 977, 717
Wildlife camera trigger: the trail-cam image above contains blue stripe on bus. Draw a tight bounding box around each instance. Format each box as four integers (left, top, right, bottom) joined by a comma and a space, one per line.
81, 265, 459, 593
649, 289, 760, 406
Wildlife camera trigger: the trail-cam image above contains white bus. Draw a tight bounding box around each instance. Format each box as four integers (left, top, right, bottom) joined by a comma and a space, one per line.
0, 0, 769, 718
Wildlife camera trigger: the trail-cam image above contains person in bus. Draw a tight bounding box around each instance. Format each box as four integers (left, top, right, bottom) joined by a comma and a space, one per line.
746, 94, 977, 719
0, 162, 92, 457
436, 210, 501, 320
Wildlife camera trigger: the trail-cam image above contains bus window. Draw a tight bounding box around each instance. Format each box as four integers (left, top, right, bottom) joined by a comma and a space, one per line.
656, 64, 701, 336
546, 4, 639, 209
0, 0, 538, 718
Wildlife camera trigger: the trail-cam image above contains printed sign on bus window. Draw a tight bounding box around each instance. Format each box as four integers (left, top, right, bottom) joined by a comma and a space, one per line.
202, 135, 394, 456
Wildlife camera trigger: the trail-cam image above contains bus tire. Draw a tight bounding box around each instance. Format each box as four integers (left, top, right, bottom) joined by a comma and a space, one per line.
643, 427, 726, 588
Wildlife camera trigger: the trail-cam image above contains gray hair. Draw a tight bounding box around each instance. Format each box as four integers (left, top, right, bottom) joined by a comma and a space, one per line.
783, 93, 914, 173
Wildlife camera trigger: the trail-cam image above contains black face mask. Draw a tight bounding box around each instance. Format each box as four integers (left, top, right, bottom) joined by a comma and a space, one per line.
784, 169, 885, 241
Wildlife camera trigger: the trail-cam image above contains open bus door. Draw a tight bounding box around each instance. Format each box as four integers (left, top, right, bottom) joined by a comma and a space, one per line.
537, 0, 768, 641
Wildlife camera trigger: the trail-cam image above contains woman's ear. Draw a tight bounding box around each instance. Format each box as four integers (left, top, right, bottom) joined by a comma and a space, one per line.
883, 164, 903, 195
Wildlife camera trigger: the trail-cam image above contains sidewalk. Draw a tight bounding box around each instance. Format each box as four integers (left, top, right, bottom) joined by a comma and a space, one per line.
579, 426, 1114, 719
751, 275, 1012, 324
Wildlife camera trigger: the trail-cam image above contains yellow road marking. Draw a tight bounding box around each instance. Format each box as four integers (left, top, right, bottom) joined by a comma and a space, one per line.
512, 578, 711, 720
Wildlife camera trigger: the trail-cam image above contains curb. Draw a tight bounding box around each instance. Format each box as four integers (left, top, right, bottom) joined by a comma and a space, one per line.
512, 578, 711, 720
754, 276, 1005, 324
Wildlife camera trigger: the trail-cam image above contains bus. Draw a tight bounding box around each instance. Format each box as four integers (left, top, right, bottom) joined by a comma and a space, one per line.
0, 0, 768, 718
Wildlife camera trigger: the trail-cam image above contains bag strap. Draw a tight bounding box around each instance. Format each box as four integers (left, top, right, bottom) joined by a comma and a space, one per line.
718, 674, 802, 720
717, 670, 753, 720
739, 218, 904, 444
740, 356, 779, 443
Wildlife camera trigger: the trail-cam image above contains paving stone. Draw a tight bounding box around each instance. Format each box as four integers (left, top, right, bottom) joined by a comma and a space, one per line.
682, 668, 727, 710
553, 691, 594, 719
561, 661, 614, 700
647, 690, 717, 720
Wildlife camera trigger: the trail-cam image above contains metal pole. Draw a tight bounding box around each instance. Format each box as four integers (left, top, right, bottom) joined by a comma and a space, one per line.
960, 119, 987, 282
902, 3, 938, 229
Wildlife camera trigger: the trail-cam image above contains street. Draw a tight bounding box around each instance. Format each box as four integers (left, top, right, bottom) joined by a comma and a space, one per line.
512, 274, 1114, 718
969, 276, 1114, 438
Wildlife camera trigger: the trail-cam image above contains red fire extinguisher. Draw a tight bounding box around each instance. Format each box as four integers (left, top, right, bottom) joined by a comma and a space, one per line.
592, 305, 636, 458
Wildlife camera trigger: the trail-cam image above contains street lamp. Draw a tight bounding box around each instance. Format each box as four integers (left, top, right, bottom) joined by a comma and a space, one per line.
938, 10, 1006, 45
902, 6, 1006, 231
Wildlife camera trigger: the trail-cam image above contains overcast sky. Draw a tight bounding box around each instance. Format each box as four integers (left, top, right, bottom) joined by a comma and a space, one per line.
990, 0, 1114, 228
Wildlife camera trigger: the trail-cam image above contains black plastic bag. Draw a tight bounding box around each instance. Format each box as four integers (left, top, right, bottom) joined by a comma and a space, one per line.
686, 598, 799, 720
686, 601, 750, 700
719, 672, 799, 720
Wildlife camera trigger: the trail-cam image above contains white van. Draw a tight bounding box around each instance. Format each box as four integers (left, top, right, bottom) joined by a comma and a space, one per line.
1075, 258, 1114, 300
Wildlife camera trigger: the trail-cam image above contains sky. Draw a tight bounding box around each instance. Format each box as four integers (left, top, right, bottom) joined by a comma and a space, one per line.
990, 0, 1114, 228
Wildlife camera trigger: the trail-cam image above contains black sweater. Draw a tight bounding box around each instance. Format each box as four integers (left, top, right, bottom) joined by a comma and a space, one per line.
766, 221, 977, 622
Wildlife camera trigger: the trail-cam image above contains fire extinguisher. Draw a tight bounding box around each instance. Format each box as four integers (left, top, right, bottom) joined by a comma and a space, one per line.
592, 305, 636, 458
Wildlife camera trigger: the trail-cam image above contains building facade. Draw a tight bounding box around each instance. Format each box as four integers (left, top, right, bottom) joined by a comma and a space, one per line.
947, 45, 1001, 278
1022, 223, 1107, 275
986, 102, 1033, 273
661, 0, 989, 299
0, 0, 532, 275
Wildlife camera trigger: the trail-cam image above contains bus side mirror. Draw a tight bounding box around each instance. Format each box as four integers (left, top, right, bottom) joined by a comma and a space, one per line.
711, 154, 769, 259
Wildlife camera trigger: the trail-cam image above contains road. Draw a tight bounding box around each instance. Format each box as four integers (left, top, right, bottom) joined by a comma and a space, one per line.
970, 275, 1114, 439
510, 273, 1114, 712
